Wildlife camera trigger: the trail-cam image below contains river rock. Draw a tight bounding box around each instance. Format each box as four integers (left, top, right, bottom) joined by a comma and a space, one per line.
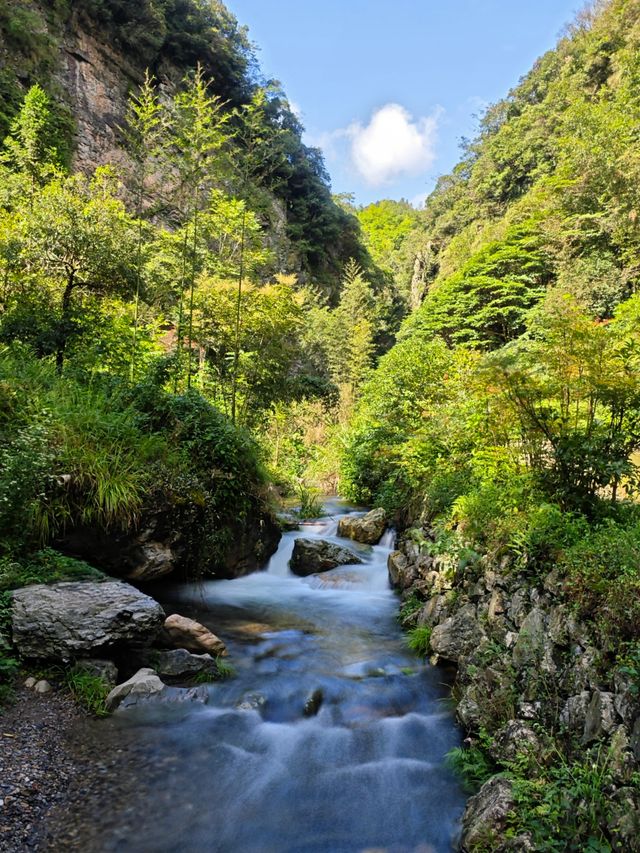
387, 551, 417, 590
430, 603, 486, 663
337, 508, 387, 545
154, 649, 219, 679
461, 775, 514, 850
106, 667, 164, 710
12, 581, 165, 660
118, 684, 209, 710
164, 614, 227, 656
289, 538, 363, 576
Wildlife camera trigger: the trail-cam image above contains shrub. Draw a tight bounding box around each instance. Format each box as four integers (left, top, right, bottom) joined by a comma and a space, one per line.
559, 521, 640, 644
508, 746, 615, 851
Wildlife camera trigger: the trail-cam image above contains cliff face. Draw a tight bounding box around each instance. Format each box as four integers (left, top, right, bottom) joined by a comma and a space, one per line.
57, 23, 137, 174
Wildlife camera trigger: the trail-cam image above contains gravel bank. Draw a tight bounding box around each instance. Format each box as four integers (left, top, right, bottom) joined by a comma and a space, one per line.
0, 687, 82, 852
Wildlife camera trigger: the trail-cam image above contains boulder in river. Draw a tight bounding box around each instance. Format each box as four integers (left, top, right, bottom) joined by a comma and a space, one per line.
12, 581, 165, 661
337, 508, 387, 545
289, 538, 363, 576
154, 648, 219, 679
164, 614, 227, 656
106, 667, 164, 710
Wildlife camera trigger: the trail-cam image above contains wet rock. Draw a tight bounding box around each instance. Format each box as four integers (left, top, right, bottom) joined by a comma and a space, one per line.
119, 684, 209, 710
154, 649, 218, 679
74, 659, 119, 687
303, 688, 324, 717
289, 538, 363, 576
34, 680, 52, 694
387, 551, 417, 590
164, 614, 227, 656
583, 690, 618, 743
560, 692, 590, 733
430, 604, 485, 663
461, 775, 514, 851
106, 668, 164, 711
489, 720, 540, 763
12, 581, 165, 661
236, 692, 267, 712
276, 511, 300, 531
337, 508, 387, 545
512, 607, 546, 669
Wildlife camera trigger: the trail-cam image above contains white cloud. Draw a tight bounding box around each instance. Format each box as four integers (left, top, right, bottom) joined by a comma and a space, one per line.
346, 103, 441, 186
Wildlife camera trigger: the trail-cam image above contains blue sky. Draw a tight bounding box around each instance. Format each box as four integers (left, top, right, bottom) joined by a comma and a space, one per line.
225, 0, 582, 207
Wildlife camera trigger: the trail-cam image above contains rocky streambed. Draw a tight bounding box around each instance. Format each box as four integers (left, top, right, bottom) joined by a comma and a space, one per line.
3, 503, 468, 852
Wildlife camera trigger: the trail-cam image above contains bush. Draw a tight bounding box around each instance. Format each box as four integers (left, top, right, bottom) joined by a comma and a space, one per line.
559, 521, 640, 644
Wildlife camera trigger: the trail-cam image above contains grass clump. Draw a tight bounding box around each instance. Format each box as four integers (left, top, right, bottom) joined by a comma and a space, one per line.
406, 625, 432, 658
295, 484, 324, 520
65, 666, 110, 717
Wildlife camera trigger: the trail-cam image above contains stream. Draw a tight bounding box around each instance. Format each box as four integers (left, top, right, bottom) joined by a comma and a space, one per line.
54, 501, 466, 852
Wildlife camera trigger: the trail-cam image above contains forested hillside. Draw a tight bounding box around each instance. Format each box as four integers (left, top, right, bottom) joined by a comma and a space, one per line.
341, 1, 640, 848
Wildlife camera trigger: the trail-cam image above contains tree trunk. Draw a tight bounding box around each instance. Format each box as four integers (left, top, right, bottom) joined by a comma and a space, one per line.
56, 272, 75, 374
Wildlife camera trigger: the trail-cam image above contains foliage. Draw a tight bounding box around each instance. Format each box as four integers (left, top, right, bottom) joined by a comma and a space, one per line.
508, 746, 615, 852
558, 519, 640, 645
446, 742, 497, 794
406, 625, 432, 658
295, 485, 324, 520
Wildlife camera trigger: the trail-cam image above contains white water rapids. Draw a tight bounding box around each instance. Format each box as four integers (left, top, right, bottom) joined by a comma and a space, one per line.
79, 501, 466, 852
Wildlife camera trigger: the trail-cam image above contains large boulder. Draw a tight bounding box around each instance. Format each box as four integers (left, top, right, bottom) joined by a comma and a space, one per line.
12, 581, 165, 661
164, 614, 227, 656
337, 508, 387, 545
289, 538, 363, 576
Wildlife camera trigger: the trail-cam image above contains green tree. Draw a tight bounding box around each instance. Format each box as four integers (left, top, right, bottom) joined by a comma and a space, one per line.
18, 169, 138, 372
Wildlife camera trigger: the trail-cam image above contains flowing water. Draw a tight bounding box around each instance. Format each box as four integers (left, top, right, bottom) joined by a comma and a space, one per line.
64, 501, 466, 852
